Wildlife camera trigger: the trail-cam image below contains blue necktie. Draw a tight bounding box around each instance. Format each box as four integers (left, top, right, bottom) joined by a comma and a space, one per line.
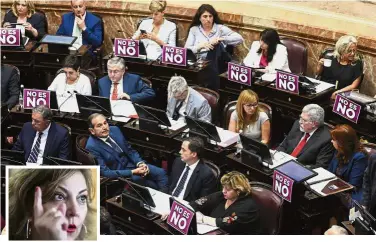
173, 166, 190, 197
27, 132, 43, 163
106, 137, 123, 154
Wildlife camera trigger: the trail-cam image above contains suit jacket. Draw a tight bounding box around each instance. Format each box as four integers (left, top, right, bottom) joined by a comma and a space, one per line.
243, 41, 290, 74
98, 73, 155, 104
2, 10, 46, 41
166, 87, 211, 122
1, 65, 20, 109
86, 126, 144, 178
328, 151, 368, 201
277, 120, 334, 168
56, 11, 103, 50
363, 153, 376, 216
12, 122, 70, 161
168, 158, 216, 202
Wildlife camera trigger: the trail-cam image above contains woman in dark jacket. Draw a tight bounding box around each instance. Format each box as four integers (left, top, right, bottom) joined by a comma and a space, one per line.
189, 171, 261, 235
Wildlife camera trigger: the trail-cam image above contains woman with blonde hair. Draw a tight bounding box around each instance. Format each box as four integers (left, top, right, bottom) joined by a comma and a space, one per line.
228, 89, 270, 144
316, 35, 363, 99
8, 168, 97, 240
132, 0, 176, 60
189, 171, 261, 234
2, 0, 46, 41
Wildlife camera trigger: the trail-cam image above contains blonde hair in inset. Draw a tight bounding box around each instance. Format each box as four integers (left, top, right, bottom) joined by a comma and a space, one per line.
12, 0, 35, 18
149, 0, 167, 12
221, 171, 252, 196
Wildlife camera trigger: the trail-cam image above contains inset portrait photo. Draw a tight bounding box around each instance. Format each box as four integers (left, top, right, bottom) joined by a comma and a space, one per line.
6, 166, 99, 240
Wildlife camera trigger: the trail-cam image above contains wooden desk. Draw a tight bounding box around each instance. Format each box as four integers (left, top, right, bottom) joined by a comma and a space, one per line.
153, 218, 226, 235
1, 41, 36, 67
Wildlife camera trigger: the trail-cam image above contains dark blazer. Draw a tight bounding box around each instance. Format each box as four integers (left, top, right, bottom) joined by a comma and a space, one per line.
363, 153, 376, 217
1, 64, 20, 109
2, 10, 46, 41
86, 126, 144, 178
12, 122, 70, 161
328, 151, 368, 202
168, 158, 216, 202
277, 120, 334, 169
98, 73, 155, 104
190, 191, 261, 235
56, 11, 103, 49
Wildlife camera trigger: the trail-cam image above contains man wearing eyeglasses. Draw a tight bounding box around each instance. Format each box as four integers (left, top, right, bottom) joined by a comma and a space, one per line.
277, 104, 334, 169
98, 57, 155, 104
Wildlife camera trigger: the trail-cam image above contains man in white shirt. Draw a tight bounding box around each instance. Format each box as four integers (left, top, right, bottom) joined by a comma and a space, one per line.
169, 137, 217, 202
12, 105, 70, 164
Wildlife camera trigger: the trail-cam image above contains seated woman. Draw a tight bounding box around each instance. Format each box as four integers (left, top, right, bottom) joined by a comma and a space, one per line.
8, 168, 97, 240
228, 89, 270, 145
132, 0, 176, 60
316, 35, 363, 99
184, 4, 244, 90
48, 54, 92, 96
189, 171, 261, 235
243, 28, 290, 74
327, 124, 368, 208
2, 0, 46, 41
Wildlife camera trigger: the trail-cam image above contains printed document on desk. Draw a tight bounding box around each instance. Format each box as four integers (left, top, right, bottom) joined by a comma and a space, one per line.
111, 100, 137, 122
57, 95, 79, 113
161, 118, 187, 131
308, 178, 353, 197
304, 167, 336, 185
209, 127, 239, 148
262, 150, 296, 169
306, 77, 335, 94
145, 187, 219, 234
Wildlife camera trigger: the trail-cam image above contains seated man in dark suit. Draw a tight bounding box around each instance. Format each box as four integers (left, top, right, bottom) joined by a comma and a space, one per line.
166, 76, 211, 122
98, 57, 155, 104
1, 64, 20, 110
363, 153, 376, 218
169, 137, 216, 202
56, 0, 103, 55
12, 105, 70, 164
85, 113, 168, 192
277, 104, 334, 168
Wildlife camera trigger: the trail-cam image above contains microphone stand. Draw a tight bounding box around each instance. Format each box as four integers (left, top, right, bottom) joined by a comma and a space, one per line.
118, 177, 155, 218
57, 91, 75, 117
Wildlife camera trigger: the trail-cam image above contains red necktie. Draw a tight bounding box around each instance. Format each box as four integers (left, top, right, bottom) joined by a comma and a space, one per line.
291, 133, 310, 157
111, 83, 119, 100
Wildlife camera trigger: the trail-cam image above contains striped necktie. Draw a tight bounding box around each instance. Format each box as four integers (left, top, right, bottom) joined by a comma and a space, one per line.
27, 132, 43, 163
173, 166, 190, 197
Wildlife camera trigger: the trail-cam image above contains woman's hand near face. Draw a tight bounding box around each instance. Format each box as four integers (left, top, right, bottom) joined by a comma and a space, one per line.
3, 22, 11, 28
33, 186, 69, 240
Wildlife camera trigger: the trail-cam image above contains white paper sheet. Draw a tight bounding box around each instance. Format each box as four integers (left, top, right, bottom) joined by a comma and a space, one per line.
305, 76, 335, 94
57, 94, 79, 113
111, 100, 137, 122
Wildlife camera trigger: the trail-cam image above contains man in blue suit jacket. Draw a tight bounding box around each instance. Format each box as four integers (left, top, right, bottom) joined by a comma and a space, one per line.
98, 57, 155, 104
12, 105, 70, 164
56, 0, 103, 54
85, 113, 168, 192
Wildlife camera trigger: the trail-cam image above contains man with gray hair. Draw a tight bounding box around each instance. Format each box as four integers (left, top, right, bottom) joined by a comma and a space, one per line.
12, 105, 70, 164
324, 225, 348, 235
166, 76, 211, 122
98, 57, 155, 104
277, 104, 334, 168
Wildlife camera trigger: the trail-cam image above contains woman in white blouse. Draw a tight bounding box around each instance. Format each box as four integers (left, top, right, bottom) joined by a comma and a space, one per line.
48, 54, 92, 96
132, 0, 176, 60
243, 28, 290, 74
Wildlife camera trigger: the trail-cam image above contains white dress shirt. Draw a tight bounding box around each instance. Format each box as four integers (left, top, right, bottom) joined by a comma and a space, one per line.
172, 159, 200, 200
110, 76, 124, 99
26, 123, 51, 166
71, 11, 87, 49
48, 73, 92, 96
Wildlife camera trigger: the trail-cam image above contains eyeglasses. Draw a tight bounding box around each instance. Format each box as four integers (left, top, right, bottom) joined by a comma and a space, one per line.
346, 48, 357, 54
243, 103, 258, 108
299, 116, 312, 123
108, 69, 123, 75
64, 70, 76, 76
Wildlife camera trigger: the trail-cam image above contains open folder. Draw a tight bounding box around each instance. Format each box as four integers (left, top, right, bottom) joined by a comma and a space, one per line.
305, 174, 353, 197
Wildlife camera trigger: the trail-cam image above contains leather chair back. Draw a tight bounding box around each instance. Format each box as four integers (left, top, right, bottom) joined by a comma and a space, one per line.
203, 160, 221, 184
191, 86, 219, 123
142, 77, 152, 88
55, 122, 72, 136
3, 64, 20, 80
280, 37, 308, 75
55, 68, 97, 95
362, 142, 376, 157
222, 100, 237, 129
258, 102, 272, 122
75, 134, 98, 165
250, 181, 284, 234
36, 9, 48, 34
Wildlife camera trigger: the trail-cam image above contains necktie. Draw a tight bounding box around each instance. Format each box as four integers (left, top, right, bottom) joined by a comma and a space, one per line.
27, 132, 43, 163
291, 133, 310, 157
173, 166, 190, 197
106, 137, 123, 154
111, 83, 119, 100
172, 101, 184, 121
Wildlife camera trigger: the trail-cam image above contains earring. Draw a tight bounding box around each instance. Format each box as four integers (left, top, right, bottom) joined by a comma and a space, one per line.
82, 224, 87, 234
26, 219, 32, 239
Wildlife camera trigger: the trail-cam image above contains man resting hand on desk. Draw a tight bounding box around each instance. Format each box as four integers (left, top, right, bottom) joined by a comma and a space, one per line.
85, 113, 168, 192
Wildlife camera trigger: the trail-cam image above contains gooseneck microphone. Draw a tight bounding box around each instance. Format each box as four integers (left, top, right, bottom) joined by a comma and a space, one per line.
183, 112, 219, 147
133, 103, 170, 127
58, 90, 75, 110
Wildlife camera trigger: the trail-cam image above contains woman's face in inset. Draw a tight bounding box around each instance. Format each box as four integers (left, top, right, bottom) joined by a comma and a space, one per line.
16, 0, 28, 16
199, 11, 213, 29
42, 172, 89, 240
342, 43, 357, 62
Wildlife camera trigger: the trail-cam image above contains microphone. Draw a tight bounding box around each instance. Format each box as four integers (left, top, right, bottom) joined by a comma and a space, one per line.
133, 102, 170, 127
183, 112, 219, 147
118, 177, 155, 218
58, 90, 74, 110
73, 91, 113, 117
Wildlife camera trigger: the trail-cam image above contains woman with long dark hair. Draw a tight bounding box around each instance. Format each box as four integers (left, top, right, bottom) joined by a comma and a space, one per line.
243, 28, 290, 73
327, 124, 368, 207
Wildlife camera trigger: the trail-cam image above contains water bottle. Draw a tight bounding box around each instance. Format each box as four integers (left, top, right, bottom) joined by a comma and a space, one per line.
236, 129, 243, 154
18, 84, 24, 109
